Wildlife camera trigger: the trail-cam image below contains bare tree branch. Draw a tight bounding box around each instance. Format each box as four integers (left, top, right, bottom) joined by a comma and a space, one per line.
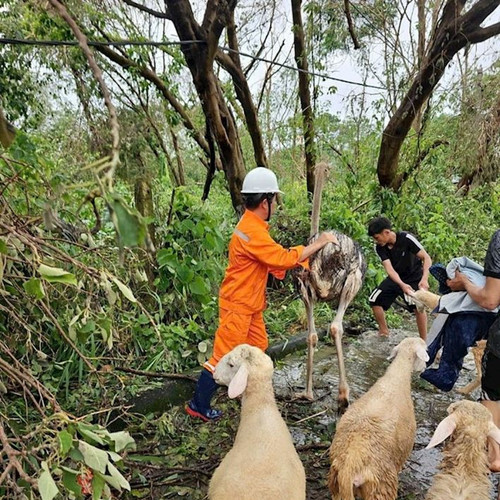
47, 0, 120, 190
343, 0, 361, 49
121, 0, 172, 19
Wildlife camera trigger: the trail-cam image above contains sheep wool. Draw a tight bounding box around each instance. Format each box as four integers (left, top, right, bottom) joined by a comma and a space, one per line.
425, 400, 500, 500
328, 337, 429, 500
208, 344, 306, 500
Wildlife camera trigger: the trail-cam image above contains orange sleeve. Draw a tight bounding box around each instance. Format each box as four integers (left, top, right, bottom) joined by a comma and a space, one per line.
269, 269, 287, 280
243, 229, 305, 270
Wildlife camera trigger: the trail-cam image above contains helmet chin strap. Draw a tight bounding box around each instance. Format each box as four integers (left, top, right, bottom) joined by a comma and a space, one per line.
265, 193, 274, 221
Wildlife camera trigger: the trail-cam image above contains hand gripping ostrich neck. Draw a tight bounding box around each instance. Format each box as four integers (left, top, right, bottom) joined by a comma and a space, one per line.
293, 162, 366, 411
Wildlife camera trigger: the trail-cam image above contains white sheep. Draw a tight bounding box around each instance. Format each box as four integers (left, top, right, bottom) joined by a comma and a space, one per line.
411, 289, 440, 312
425, 400, 500, 500
208, 344, 306, 500
328, 337, 429, 500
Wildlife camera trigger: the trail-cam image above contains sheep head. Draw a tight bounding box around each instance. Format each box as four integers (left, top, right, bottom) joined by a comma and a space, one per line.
426, 400, 500, 449
410, 289, 440, 312
387, 337, 429, 372
213, 344, 273, 399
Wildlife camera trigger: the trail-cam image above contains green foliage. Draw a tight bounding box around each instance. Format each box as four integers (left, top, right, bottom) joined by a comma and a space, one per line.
156, 189, 225, 307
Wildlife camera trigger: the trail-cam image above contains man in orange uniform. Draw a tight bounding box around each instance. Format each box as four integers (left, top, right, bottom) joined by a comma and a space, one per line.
186, 167, 338, 421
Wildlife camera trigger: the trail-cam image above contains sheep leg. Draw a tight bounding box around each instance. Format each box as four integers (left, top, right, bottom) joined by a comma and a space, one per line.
295, 296, 317, 401
457, 340, 486, 395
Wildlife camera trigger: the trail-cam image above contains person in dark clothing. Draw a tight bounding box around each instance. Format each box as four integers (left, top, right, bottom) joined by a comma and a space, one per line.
368, 217, 432, 340
447, 229, 500, 471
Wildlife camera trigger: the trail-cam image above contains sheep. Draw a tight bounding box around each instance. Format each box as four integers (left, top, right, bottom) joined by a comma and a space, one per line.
293, 162, 366, 410
457, 339, 487, 395
424, 400, 500, 500
411, 289, 440, 312
208, 344, 306, 500
327, 337, 429, 500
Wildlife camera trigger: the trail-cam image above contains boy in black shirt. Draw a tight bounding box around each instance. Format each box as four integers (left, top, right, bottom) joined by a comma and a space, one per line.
367, 217, 432, 340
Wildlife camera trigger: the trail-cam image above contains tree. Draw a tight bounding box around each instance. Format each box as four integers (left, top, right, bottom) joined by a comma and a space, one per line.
291, 0, 317, 196
377, 0, 500, 190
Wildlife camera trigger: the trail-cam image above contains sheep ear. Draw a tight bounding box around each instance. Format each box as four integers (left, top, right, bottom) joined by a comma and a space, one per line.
488, 423, 500, 445
227, 364, 249, 399
387, 346, 398, 361
426, 415, 457, 449
413, 345, 430, 372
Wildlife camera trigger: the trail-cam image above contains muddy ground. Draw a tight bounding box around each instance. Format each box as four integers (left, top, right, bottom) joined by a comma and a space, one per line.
128, 319, 500, 499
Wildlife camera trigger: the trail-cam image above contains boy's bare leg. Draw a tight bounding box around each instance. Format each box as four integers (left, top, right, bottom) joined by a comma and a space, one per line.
415, 309, 427, 342
372, 305, 389, 337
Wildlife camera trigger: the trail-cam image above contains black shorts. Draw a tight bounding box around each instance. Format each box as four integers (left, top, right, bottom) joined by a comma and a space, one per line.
482, 317, 500, 401
368, 277, 421, 311
481, 349, 500, 401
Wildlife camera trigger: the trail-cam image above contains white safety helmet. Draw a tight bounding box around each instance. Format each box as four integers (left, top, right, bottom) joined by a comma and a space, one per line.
241, 167, 283, 194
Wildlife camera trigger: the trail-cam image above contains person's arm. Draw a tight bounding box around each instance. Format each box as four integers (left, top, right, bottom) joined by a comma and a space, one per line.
416, 248, 432, 290
298, 232, 338, 262
382, 260, 414, 295
448, 271, 500, 310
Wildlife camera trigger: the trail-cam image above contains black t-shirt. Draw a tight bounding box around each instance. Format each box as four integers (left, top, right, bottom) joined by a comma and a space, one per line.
484, 229, 500, 279
376, 231, 424, 282
484, 229, 500, 358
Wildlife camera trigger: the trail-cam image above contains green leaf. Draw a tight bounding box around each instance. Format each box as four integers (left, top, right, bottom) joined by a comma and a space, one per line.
92, 472, 105, 500
0, 238, 7, 254
103, 463, 130, 491
79, 428, 106, 446
107, 194, 147, 248
189, 276, 209, 296
58, 430, 73, 455
110, 276, 137, 303
108, 431, 135, 453
38, 264, 77, 286
23, 277, 45, 299
78, 440, 109, 474
39, 463, 59, 500
61, 469, 83, 499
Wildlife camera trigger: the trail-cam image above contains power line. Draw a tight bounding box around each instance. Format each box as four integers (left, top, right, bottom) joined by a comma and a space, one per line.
0, 37, 386, 90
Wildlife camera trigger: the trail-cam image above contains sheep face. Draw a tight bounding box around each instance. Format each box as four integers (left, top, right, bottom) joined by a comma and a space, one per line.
213, 344, 273, 398
388, 337, 429, 372
426, 400, 500, 449
411, 289, 440, 312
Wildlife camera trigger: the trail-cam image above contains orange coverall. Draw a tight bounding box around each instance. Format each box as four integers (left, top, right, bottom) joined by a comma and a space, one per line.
204, 209, 306, 372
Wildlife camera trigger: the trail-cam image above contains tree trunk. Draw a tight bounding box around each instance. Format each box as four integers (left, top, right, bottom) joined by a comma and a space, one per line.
216, 13, 268, 168
377, 0, 500, 189
0, 107, 16, 149
134, 176, 156, 248
170, 129, 186, 186
164, 0, 246, 213
291, 0, 316, 196
412, 0, 427, 133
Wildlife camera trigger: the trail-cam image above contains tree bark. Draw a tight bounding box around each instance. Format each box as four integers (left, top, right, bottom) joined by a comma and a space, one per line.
291, 0, 317, 196
216, 12, 268, 168
377, 0, 500, 189
0, 108, 15, 149
134, 176, 156, 248
164, 0, 246, 213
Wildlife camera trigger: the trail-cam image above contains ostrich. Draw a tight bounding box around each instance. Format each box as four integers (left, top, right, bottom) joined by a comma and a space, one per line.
293, 162, 366, 412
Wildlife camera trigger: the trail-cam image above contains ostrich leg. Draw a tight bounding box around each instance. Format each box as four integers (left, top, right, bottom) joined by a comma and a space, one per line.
330, 271, 362, 414
303, 296, 317, 400
295, 285, 317, 401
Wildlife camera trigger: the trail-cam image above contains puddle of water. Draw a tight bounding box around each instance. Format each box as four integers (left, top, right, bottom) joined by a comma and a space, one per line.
274, 325, 500, 499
